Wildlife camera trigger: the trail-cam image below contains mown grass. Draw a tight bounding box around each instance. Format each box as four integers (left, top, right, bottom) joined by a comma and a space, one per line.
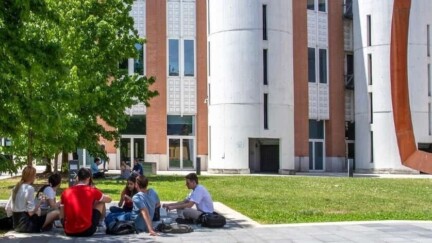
1, 175, 432, 224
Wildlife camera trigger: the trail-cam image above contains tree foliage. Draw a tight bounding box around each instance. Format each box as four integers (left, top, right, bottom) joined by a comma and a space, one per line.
0, 0, 158, 172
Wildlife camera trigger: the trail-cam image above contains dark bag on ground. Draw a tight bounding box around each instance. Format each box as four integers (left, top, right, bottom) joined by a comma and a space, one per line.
105, 212, 136, 235
0, 216, 13, 230
106, 219, 137, 235
200, 212, 226, 228
155, 223, 193, 233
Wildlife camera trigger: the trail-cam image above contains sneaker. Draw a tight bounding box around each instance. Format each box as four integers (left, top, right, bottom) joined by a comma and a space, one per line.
175, 218, 194, 224
54, 220, 63, 228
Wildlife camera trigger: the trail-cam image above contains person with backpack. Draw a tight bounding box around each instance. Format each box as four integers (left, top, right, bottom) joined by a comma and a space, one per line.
131, 176, 158, 236
163, 173, 214, 224
109, 175, 138, 213
5, 166, 60, 232
60, 167, 112, 236
35, 173, 62, 216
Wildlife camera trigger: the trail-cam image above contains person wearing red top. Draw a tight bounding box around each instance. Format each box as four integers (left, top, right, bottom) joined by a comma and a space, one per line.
60, 168, 112, 236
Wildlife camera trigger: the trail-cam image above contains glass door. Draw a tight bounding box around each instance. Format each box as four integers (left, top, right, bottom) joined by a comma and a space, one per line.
309, 140, 324, 171
168, 138, 194, 169
120, 136, 145, 167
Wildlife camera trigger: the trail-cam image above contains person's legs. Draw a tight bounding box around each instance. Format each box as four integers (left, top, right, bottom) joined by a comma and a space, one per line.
42, 209, 60, 230
183, 208, 203, 220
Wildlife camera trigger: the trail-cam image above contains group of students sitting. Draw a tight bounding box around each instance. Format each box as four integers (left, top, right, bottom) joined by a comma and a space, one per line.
4, 165, 215, 238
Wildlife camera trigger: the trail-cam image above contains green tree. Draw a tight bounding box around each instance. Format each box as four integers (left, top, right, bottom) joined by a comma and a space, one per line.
0, 0, 158, 173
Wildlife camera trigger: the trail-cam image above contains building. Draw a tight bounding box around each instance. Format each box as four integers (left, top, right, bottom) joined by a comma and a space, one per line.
94, 0, 432, 174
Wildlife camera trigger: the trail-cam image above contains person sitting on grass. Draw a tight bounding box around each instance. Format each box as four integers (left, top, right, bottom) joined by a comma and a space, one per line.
132, 159, 143, 176
5, 166, 59, 233
163, 173, 214, 224
131, 176, 158, 236
109, 175, 138, 213
120, 161, 131, 179
91, 157, 104, 179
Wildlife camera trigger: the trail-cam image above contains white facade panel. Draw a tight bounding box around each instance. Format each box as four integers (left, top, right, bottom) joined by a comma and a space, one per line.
208, 0, 294, 172
131, 0, 146, 37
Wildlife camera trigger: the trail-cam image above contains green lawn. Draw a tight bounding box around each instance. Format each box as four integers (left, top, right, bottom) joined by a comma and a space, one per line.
1, 175, 432, 224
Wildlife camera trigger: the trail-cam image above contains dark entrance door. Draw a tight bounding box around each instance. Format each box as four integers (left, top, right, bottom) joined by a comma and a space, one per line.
260, 145, 279, 173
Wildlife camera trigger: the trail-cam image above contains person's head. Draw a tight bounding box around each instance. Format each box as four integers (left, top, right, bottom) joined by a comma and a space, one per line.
77, 167, 92, 184
126, 175, 137, 192
134, 159, 138, 165
48, 173, 62, 188
135, 175, 148, 190
13, 166, 36, 201
21, 166, 37, 184
94, 157, 100, 164
185, 173, 199, 189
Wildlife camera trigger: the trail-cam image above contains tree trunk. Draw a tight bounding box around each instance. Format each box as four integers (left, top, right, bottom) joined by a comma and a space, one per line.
62, 151, 69, 172
54, 153, 59, 173
45, 156, 52, 173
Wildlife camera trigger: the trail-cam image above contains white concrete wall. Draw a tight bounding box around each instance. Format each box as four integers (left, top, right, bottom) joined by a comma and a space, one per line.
354, 0, 432, 173
208, 0, 294, 173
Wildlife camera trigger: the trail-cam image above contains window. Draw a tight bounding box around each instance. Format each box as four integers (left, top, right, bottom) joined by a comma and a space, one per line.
319, 49, 327, 83
208, 42, 211, 77
428, 25, 430, 57
369, 93, 373, 124
263, 49, 268, 85
318, 0, 326, 12
169, 39, 179, 76
307, 0, 314, 10
184, 40, 195, 76
263, 5, 267, 40
167, 115, 195, 136
368, 54, 373, 85
120, 115, 146, 135
308, 48, 316, 83
207, 0, 211, 35
367, 15, 372, 46
429, 104, 431, 135
309, 120, 324, 139
370, 131, 374, 163
428, 64, 431, 97
264, 94, 268, 130
134, 43, 144, 75
119, 59, 128, 76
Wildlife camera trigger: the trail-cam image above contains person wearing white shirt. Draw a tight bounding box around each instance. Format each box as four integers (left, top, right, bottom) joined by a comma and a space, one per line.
5, 166, 59, 232
162, 173, 214, 223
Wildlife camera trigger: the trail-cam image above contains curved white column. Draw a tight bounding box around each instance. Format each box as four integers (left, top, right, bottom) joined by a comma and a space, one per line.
208, 0, 294, 173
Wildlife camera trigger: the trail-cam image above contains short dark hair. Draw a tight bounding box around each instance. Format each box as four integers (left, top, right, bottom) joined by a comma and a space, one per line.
185, 173, 198, 184
135, 176, 148, 189
94, 157, 100, 163
77, 167, 92, 181
48, 173, 62, 187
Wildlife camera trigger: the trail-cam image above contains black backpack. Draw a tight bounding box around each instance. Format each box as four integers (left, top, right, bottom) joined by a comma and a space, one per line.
106, 219, 137, 235
200, 212, 226, 228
